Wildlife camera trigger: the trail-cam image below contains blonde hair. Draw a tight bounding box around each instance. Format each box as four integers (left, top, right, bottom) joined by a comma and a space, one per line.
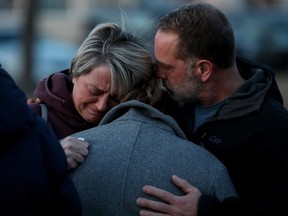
70, 23, 162, 105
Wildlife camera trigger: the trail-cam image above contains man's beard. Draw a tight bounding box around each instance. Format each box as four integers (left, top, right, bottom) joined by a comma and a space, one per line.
163, 75, 202, 103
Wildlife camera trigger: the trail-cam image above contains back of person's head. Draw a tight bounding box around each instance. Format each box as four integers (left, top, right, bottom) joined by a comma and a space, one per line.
0, 66, 34, 141
157, 2, 236, 69
71, 23, 163, 105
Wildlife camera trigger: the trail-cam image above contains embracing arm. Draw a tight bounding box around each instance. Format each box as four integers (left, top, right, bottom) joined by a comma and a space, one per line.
28, 99, 90, 170
137, 175, 246, 216
137, 175, 200, 216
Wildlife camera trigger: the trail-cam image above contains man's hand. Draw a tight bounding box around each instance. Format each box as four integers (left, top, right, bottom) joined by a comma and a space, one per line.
60, 136, 90, 169
137, 175, 201, 216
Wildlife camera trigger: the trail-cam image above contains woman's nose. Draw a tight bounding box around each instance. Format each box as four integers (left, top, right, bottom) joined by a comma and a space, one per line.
94, 95, 109, 112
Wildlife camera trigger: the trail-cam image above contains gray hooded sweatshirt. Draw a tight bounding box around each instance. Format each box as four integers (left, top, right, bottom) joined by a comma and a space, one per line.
69, 100, 237, 216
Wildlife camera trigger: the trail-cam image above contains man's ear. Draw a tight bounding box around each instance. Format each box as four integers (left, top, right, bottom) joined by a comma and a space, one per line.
195, 59, 213, 82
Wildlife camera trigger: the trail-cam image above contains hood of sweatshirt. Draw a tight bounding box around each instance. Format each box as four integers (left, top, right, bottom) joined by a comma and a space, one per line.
215, 57, 284, 120
99, 100, 187, 139
34, 69, 93, 132
34, 69, 75, 114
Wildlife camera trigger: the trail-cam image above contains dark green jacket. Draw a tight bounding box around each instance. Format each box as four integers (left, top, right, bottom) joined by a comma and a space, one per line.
156, 57, 288, 216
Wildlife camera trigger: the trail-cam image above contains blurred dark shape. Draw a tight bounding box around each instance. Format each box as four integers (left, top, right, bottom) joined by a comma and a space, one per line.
229, 10, 288, 72
86, 3, 288, 73
0, 29, 78, 83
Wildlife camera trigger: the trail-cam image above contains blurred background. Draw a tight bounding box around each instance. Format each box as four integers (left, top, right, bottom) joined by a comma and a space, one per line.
0, 0, 287, 107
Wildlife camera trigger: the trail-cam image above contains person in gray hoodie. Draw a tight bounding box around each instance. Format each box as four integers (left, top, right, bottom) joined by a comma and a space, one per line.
68, 77, 237, 215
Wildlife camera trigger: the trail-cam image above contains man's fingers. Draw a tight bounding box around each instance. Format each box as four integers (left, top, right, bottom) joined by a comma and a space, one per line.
137, 197, 171, 214
172, 175, 198, 194
142, 185, 176, 203
139, 209, 168, 216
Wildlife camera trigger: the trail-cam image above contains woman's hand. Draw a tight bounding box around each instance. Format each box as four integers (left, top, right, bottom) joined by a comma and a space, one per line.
60, 136, 90, 169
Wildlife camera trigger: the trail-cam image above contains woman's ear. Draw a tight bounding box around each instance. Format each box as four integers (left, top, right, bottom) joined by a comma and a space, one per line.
195, 59, 213, 82
72, 76, 77, 84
